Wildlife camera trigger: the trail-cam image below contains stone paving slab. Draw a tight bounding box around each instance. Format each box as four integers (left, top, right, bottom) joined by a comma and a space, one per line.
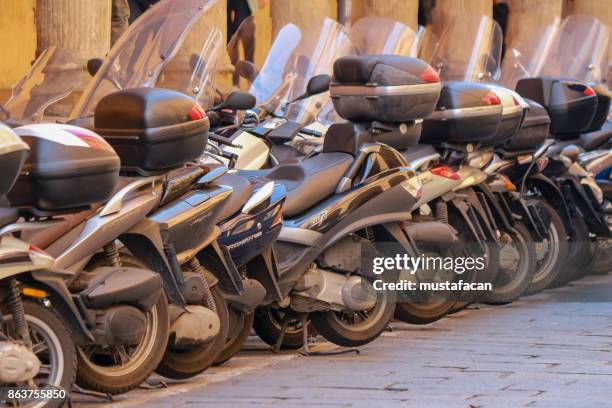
74, 273, 612, 408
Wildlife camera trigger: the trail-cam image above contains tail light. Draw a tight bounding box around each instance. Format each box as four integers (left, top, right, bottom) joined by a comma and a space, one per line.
583, 86, 595, 96
482, 91, 501, 106
430, 165, 461, 180
29, 244, 50, 257
188, 104, 206, 120
419, 66, 440, 83
535, 157, 549, 172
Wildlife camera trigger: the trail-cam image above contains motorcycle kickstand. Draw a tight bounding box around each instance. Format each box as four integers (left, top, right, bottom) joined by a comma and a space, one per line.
139, 381, 168, 390
70, 384, 114, 402
272, 315, 291, 353
297, 314, 360, 357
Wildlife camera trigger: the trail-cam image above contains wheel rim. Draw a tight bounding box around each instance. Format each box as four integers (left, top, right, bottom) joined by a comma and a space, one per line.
494, 231, 529, 293
329, 290, 388, 332
77, 305, 158, 377
533, 221, 560, 283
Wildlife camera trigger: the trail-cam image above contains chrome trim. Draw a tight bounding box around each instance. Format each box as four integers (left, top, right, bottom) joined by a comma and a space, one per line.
100, 176, 163, 217
242, 182, 274, 214
409, 153, 440, 170
278, 227, 323, 247
198, 166, 228, 184
428, 105, 501, 119
330, 82, 442, 97
534, 139, 556, 159
0, 219, 64, 237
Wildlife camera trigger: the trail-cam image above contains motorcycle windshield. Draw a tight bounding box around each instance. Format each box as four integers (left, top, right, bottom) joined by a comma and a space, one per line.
245, 21, 302, 109
539, 15, 609, 84
1, 46, 84, 122
350, 17, 417, 56
284, 18, 354, 126
499, 18, 561, 89
71, 0, 220, 119
430, 14, 503, 82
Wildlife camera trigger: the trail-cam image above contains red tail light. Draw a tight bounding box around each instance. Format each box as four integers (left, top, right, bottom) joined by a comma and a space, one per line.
583, 86, 595, 96
29, 244, 50, 256
430, 165, 461, 180
419, 66, 440, 83
188, 104, 206, 120
482, 91, 501, 105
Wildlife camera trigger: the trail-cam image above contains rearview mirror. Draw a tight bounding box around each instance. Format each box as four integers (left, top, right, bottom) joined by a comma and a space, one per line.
87, 58, 104, 77
306, 74, 331, 97
217, 91, 256, 111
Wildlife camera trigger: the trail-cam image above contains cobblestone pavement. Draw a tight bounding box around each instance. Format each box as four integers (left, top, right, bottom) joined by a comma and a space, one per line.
74, 273, 612, 408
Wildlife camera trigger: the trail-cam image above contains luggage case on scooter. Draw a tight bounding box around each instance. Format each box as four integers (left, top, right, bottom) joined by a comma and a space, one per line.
515, 77, 598, 137
8, 124, 120, 212
330, 55, 442, 123
504, 99, 550, 151
420, 82, 503, 144
481, 85, 527, 147
94, 88, 210, 175
0, 123, 29, 196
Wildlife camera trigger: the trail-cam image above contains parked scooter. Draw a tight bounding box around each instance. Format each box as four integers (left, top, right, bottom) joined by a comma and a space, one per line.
0, 123, 76, 404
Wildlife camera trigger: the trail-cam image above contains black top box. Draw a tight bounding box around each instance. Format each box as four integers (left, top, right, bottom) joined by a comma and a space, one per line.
0, 123, 29, 197
504, 99, 550, 151
515, 77, 598, 138
94, 88, 210, 175
9, 124, 120, 212
421, 82, 503, 144
330, 55, 442, 123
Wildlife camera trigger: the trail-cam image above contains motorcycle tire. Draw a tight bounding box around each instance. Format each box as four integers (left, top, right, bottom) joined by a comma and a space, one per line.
78, 254, 169, 395
253, 306, 315, 350
527, 199, 569, 294
483, 221, 536, 304
1, 300, 77, 407
156, 285, 229, 379
550, 217, 594, 286
213, 311, 254, 366
311, 280, 395, 347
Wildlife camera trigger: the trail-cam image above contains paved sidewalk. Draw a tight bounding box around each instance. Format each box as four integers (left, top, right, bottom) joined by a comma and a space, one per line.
75, 273, 612, 408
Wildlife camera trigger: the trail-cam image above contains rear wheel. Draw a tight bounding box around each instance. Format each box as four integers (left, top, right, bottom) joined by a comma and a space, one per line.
311, 281, 394, 347
213, 312, 254, 366
483, 221, 536, 304
253, 306, 314, 350
527, 199, 568, 294
550, 217, 593, 286
78, 254, 169, 394
1, 300, 77, 408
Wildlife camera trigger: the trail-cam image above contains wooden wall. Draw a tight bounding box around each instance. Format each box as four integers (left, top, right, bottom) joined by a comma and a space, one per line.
351, 0, 419, 29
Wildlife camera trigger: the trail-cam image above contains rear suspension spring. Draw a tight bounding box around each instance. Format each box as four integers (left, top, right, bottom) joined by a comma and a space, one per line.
7, 278, 31, 347
103, 242, 122, 267
435, 201, 449, 224
187, 257, 217, 312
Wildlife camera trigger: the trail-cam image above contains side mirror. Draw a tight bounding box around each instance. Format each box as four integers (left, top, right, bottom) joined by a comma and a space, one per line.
87, 58, 104, 77
306, 74, 331, 97
217, 91, 256, 111
235, 60, 257, 82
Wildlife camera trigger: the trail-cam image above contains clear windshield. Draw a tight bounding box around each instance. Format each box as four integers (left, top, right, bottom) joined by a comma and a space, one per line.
414, 25, 440, 63
499, 18, 561, 89
71, 0, 220, 119
350, 17, 417, 56
429, 15, 503, 82
1, 46, 84, 122
281, 18, 354, 126
540, 15, 609, 84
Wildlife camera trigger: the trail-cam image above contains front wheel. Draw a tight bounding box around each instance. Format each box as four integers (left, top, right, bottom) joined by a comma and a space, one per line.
311, 283, 394, 347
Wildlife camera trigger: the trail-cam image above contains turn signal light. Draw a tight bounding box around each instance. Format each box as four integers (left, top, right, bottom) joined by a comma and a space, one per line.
430, 165, 461, 180
22, 287, 48, 299
419, 66, 440, 83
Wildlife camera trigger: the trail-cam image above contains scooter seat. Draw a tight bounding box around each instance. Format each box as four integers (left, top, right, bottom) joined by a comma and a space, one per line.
580, 123, 612, 151
238, 153, 353, 217
214, 174, 253, 223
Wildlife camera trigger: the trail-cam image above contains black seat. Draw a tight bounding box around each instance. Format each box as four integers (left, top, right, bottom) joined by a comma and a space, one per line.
238, 153, 353, 217
580, 123, 612, 151
214, 174, 253, 223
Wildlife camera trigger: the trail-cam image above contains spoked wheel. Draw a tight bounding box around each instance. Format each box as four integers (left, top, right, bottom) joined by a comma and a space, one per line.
527, 199, 568, 294
253, 306, 315, 350
483, 222, 536, 304
311, 279, 394, 347
213, 311, 254, 366
78, 255, 169, 394
1, 300, 77, 408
